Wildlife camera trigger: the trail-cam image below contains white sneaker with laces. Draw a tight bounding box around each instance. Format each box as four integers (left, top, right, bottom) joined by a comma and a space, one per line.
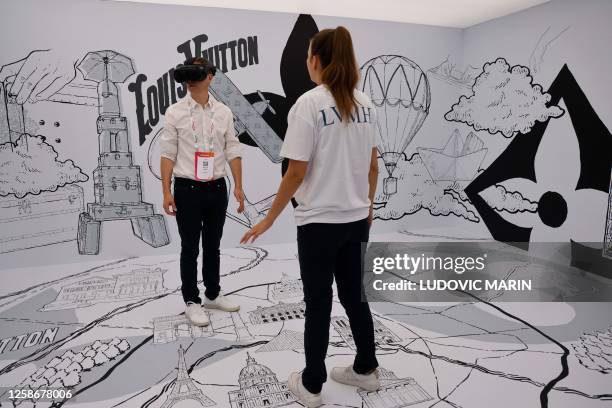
203, 293, 240, 312
331, 366, 379, 391
185, 302, 209, 326
287, 372, 322, 407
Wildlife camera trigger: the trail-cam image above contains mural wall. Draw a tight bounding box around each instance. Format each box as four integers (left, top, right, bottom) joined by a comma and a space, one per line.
0, 0, 465, 268
1, 0, 610, 275
458, 0, 612, 275
1, 1, 611, 407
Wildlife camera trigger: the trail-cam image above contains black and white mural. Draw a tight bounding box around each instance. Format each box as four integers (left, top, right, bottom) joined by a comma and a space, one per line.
0, 240, 610, 407
1, 0, 611, 406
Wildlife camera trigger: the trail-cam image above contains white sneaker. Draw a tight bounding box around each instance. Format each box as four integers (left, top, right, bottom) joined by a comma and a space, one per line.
203, 293, 240, 312
185, 302, 209, 326
287, 372, 322, 407
331, 366, 379, 391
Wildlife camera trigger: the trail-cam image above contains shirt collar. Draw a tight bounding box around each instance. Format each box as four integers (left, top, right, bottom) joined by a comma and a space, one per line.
187, 92, 215, 110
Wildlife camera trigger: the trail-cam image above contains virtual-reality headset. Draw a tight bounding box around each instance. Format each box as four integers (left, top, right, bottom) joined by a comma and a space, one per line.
173, 58, 217, 83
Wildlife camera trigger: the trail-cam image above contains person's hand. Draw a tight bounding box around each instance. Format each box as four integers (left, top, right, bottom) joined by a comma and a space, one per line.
240, 217, 273, 244
163, 193, 176, 216
368, 205, 374, 226
234, 187, 245, 214
0, 50, 78, 105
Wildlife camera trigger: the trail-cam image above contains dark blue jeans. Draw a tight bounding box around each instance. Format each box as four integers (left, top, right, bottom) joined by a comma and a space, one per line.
297, 218, 379, 394
174, 177, 228, 304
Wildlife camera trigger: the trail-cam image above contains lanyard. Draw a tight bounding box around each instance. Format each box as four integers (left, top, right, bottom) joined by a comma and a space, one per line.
188, 98, 215, 151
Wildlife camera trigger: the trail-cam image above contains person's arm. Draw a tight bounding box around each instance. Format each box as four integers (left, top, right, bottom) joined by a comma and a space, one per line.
161, 157, 176, 215
228, 157, 244, 213
368, 147, 379, 225
160, 112, 178, 215
240, 99, 314, 244
224, 111, 245, 213
240, 159, 307, 244
367, 105, 380, 225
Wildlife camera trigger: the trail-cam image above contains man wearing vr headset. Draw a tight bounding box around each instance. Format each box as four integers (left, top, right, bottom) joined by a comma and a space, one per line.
160, 57, 244, 326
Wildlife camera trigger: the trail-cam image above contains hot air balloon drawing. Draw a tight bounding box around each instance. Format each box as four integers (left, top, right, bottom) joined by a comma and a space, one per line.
360, 55, 431, 195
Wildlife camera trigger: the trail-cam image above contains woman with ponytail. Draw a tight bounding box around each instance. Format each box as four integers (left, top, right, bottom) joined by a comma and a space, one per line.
241, 26, 380, 406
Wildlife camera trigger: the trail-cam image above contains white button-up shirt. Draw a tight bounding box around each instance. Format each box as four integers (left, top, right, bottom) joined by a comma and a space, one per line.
160, 93, 242, 180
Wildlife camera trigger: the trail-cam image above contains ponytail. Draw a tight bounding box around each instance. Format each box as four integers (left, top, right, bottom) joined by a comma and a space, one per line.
310, 26, 359, 121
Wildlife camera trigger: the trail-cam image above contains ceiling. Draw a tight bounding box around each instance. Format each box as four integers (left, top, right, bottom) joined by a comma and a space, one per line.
105, 0, 552, 28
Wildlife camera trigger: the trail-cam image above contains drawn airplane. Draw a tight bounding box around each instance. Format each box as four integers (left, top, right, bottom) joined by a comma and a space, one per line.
209, 70, 284, 163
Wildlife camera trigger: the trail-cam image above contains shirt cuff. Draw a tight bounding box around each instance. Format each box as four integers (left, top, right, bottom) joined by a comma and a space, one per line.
160, 153, 177, 162
279, 150, 310, 162
225, 150, 242, 162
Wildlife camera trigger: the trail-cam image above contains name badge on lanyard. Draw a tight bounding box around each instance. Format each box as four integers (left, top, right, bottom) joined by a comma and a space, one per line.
190, 100, 215, 181
195, 151, 214, 181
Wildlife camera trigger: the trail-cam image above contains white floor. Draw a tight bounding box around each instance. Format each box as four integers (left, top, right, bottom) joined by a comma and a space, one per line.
0, 233, 610, 407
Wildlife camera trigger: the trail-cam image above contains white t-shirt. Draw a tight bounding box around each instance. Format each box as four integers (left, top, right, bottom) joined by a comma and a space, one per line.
280, 85, 377, 226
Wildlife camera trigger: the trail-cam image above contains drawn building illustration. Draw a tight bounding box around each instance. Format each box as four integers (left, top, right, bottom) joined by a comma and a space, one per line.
232, 311, 255, 342
228, 353, 296, 408
256, 330, 304, 353
43, 267, 167, 310
113, 267, 164, 297
42, 277, 115, 310
249, 301, 306, 325
160, 345, 215, 408
8, 337, 130, 405
358, 367, 432, 408
332, 316, 401, 350
152, 314, 212, 344
271, 273, 303, 300
76, 50, 169, 255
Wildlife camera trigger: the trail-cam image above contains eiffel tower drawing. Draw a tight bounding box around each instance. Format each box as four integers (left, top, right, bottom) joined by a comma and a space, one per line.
231, 311, 255, 342
160, 345, 215, 408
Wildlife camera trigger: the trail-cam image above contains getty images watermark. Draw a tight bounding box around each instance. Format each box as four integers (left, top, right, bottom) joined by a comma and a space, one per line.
360, 242, 612, 302
370, 253, 532, 292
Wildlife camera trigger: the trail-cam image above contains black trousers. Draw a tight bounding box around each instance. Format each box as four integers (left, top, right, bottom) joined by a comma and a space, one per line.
174, 177, 228, 304
297, 218, 379, 394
